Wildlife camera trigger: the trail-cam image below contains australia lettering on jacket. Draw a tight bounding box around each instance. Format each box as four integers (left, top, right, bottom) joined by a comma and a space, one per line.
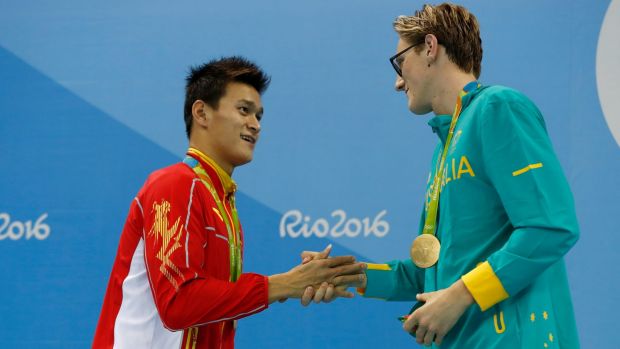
425, 155, 476, 212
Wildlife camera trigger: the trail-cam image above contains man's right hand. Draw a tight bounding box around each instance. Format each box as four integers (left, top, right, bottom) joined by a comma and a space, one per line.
267, 246, 366, 304
299, 245, 367, 306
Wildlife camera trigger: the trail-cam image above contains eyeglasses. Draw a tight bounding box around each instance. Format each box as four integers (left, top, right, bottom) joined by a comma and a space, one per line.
389, 39, 426, 77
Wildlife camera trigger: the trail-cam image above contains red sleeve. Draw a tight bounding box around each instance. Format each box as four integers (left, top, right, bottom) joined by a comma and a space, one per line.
139, 166, 269, 330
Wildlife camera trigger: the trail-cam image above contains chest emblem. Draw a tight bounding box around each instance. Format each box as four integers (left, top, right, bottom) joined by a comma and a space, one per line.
149, 199, 185, 290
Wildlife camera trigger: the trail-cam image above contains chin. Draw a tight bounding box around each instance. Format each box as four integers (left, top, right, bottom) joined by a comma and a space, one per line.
408, 104, 427, 115
408, 100, 432, 115
234, 155, 253, 167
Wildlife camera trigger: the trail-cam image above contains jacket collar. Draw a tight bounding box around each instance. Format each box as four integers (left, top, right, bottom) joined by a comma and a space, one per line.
186, 147, 237, 198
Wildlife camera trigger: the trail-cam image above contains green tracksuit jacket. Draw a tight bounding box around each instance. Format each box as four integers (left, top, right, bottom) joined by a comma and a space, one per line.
362, 85, 580, 348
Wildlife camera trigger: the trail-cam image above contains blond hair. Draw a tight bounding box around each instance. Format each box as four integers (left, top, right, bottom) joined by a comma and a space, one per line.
394, 3, 483, 78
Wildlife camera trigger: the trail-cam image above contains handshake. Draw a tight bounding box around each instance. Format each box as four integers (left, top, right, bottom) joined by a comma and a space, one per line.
267, 244, 367, 305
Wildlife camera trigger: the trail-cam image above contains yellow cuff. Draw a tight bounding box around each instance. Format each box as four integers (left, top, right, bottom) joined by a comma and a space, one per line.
461, 261, 509, 311
356, 264, 391, 297
366, 263, 391, 271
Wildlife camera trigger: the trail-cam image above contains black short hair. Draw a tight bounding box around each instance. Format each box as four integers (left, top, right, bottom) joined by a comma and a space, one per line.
184, 56, 271, 138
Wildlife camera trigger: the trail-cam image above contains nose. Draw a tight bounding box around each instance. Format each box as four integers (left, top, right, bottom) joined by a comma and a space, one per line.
247, 114, 261, 134
394, 75, 405, 91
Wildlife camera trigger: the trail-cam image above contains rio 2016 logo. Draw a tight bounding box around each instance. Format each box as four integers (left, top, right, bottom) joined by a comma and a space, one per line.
279, 209, 389, 238
0, 213, 51, 240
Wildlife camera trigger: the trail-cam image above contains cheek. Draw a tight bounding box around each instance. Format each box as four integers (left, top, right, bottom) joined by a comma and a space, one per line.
402, 71, 417, 86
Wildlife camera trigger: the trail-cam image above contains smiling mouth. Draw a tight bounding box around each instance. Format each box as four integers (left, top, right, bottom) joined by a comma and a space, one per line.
240, 135, 256, 144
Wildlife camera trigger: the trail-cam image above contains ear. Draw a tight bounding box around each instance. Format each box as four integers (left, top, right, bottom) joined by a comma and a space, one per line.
192, 100, 212, 129
424, 33, 440, 64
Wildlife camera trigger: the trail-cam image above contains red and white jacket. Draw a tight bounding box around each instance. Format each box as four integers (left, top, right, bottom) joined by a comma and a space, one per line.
93, 149, 269, 348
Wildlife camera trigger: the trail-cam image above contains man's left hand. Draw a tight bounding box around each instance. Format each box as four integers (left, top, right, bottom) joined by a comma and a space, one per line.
403, 279, 474, 346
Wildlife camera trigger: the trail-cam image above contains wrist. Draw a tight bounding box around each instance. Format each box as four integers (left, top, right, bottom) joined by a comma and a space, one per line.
268, 273, 293, 303
451, 279, 474, 307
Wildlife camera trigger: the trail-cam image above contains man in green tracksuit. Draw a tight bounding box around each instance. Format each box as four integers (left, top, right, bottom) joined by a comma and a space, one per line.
364, 3, 580, 347
359, 78, 581, 347
305, 3, 580, 348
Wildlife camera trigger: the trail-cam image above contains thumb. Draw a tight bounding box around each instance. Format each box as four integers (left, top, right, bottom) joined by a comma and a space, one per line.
416, 291, 435, 302
300, 251, 317, 264
300, 244, 332, 264
317, 243, 333, 259
300, 251, 316, 264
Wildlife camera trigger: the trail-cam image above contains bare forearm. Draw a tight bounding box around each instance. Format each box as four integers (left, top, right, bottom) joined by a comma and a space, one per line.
267, 273, 295, 304
450, 278, 474, 307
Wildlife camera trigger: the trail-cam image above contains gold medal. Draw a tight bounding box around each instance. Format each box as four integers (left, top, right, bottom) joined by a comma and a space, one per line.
410, 234, 441, 268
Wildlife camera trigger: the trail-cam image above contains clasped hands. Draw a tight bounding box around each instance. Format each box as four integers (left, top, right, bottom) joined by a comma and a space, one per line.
298, 244, 367, 305
268, 244, 367, 305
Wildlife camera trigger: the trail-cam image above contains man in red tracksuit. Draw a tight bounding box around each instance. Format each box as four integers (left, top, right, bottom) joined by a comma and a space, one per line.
93, 56, 365, 349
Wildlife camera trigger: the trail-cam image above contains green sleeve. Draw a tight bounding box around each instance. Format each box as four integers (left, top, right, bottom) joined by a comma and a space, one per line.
362, 259, 424, 301
478, 93, 579, 300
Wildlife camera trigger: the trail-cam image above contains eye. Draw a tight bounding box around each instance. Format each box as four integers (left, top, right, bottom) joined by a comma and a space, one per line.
238, 106, 249, 114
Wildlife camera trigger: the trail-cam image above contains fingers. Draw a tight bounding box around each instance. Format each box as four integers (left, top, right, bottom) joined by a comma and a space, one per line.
301, 286, 314, 306
300, 251, 318, 264
332, 286, 354, 299
407, 303, 424, 342
300, 252, 316, 264
324, 284, 335, 302
406, 293, 449, 346
298, 283, 355, 306
329, 262, 365, 279
422, 328, 435, 346
403, 314, 417, 333
312, 284, 352, 303
415, 325, 426, 344
313, 282, 329, 303
435, 332, 445, 346
416, 324, 439, 346
417, 325, 445, 346
331, 273, 366, 288
324, 255, 356, 267
300, 244, 332, 264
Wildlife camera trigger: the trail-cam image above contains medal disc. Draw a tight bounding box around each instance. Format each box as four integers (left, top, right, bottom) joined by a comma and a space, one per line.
410, 234, 441, 268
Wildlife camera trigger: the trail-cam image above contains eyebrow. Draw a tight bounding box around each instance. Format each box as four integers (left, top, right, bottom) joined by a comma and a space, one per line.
238, 99, 264, 117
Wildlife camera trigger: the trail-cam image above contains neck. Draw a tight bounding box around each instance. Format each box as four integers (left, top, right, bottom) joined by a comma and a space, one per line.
431, 66, 477, 115
188, 140, 234, 176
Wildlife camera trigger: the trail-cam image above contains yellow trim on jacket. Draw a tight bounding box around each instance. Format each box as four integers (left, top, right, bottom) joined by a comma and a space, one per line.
461, 261, 509, 311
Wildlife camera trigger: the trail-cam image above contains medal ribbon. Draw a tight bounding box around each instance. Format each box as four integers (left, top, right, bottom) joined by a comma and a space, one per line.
183, 152, 242, 282
422, 81, 481, 237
